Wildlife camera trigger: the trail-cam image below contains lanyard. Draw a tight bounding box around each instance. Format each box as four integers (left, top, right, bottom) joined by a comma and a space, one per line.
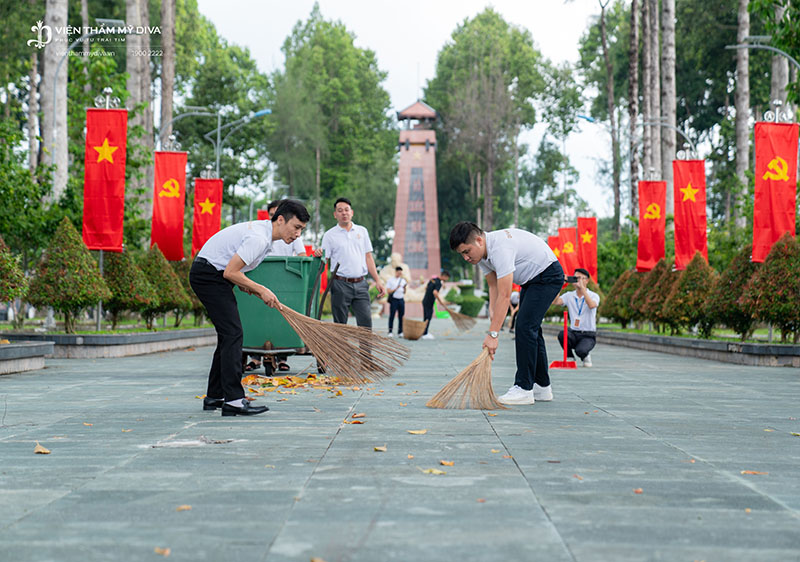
576, 296, 585, 317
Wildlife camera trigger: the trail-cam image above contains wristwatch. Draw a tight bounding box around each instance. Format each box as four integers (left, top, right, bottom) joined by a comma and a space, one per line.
488, 331, 499, 338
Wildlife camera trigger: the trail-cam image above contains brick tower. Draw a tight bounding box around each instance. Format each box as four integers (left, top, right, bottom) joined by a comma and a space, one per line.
392, 100, 441, 282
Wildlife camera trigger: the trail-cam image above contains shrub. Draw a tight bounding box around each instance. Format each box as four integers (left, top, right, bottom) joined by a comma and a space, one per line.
739, 233, 800, 342
459, 294, 485, 317
103, 250, 159, 329
0, 236, 28, 327
645, 268, 681, 333
703, 245, 760, 340
631, 258, 669, 321
444, 288, 461, 305
171, 259, 204, 326
599, 270, 631, 327
27, 217, 111, 333
615, 271, 645, 327
662, 252, 717, 335
137, 245, 192, 330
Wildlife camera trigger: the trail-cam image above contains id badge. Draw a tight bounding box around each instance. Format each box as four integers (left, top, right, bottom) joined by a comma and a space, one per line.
573, 318, 580, 328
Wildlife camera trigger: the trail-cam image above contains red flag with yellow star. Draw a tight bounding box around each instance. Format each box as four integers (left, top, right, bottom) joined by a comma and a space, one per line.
548, 235, 564, 270
753, 122, 798, 262
558, 227, 580, 276
576, 217, 597, 282
191, 178, 223, 256
637, 181, 666, 272
82, 108, 127, 251
672, 160, 708, 270
151, 151, 188, 261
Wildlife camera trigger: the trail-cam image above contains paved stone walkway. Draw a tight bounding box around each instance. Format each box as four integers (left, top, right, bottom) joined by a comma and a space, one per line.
1, 318, 799, 561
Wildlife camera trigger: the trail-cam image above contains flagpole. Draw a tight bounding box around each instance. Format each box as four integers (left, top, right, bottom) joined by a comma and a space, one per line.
94, 87, 118, 332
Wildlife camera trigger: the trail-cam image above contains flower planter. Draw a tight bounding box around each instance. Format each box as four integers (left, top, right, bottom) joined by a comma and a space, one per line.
0, 341, 54, 375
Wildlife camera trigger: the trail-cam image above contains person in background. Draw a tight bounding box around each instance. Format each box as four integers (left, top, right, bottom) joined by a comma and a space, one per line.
421, 270, 450, 340
385, 266, 406, 338
553, 267, 599, 367
190, 199, 310, 416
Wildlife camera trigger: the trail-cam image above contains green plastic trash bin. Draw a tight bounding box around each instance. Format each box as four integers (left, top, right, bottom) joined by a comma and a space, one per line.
236, 256, 322, 351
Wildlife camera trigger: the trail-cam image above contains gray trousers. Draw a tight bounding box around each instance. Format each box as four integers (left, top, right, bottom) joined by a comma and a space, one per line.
331, 278, 372, 328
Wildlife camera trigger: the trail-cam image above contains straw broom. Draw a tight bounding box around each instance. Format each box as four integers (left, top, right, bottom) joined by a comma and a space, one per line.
279, 306, 410, 385
426, 349, 507, 410
445, 307, 477, 332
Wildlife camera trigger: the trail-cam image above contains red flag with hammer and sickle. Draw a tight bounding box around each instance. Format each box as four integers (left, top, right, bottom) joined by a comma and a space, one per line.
672, 160, 708, 270
558, 227, 580, 276
637, 181, 666, 272
82, 108, 128, 251
151, 151, 188, 261
576, 217, 598, 282
753, 122, 798, 262
191, 178, 223, 257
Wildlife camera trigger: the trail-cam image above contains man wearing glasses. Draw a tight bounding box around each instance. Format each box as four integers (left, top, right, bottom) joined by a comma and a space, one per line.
553, 268, 599, 367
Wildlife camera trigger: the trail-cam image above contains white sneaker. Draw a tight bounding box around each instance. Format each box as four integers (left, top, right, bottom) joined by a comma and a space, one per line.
421, 334, 435, 340
533, 383, 553, 401
582, 354, 592, 367
387, 332, 394, 338
498, 385, 535, 405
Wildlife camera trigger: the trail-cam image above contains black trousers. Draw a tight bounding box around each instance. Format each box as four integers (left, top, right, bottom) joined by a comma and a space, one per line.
514, 261, 565, 390
422, 300, 434, 334
388, 296, 405, 334
558, 328, 597, 360
331, 278, 372, 328
189, 258, 245, 401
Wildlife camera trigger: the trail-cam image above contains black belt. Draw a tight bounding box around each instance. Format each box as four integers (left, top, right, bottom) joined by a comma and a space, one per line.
335, 275, 364, 283
195, 256, 215, 268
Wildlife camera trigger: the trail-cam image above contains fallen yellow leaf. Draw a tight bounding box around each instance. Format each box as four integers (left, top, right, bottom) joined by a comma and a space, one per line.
407, 429, 427, 435
487, 413, 498, 417
741, 470, 768, 475
476, 498, 486, 503
374, 445, 387, 452
276, 398, 288, 402
311, 558, 327, 562
154, 547, 171, 557
195, 395, 206, 399
34, 442, 50, 454
0, 339, 9, 344
764, 428, 774, 432
419, 467, 446, 475
407, 454, 414, 459
490, 449, 501, 454
121, 429, 132, 432
633, 488, 643, 494
502, 455, 513, 459
440, 460, 454, 466
264, 465, 275, 468
83, 423, 93, 426
335, 390, 343, 396
399, 402, 407, 407
350, 420, 364, 424
352, 413, 366, 419
745, 508, 752, 513
791, 433, 800, 437
573, 474, 584, 480
175, 505, 192, 512
396, 382, 406, 386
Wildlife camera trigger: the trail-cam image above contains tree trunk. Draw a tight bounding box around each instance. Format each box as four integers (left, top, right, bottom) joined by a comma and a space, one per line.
648, 0, 661, 176
126, 0, 143, 200
40, 0, 69, 202
660, 0, 676, 220
734, 0, 750, 229
160, 0, 176, 143
27, 49, 39, 171
483, 147, 494, 232
513, 122, 519, 227
628, 0, 640, 220
642, 0, 652, 175
315, 145, 321, 241
140, 0, 154, 220
770, 4, 789, 111
600, 1, 621, 237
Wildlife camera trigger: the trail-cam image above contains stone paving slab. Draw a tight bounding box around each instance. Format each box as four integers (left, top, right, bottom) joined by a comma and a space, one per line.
1, 318, 799, 561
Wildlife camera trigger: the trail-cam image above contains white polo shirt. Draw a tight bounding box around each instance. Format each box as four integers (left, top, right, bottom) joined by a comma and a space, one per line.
386, 276, 407, 299
321, 223, 373, 278
267, 237, 305, 257
561, 290, 600, 332
478, 228, 558, 285
196, 220, 274, 273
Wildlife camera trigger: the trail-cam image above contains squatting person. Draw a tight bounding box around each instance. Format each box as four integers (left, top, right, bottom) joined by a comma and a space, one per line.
554, 267, 599, 367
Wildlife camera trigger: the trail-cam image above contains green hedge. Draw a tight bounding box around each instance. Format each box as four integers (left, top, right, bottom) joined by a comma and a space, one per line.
703, 245, 759, 340
138, 245, 192, 330
103, 249, 159, 329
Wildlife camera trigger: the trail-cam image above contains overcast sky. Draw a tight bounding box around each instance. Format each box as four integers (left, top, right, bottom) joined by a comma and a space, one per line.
196, 0, 613, 218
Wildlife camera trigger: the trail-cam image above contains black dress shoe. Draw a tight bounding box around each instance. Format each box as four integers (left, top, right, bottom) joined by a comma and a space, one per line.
203, 397, 224, 411
221, 400, 269, 416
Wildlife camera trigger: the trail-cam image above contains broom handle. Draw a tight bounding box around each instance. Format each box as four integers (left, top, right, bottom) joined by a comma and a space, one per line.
317, 263, 339, 320
563, 310, 568, 363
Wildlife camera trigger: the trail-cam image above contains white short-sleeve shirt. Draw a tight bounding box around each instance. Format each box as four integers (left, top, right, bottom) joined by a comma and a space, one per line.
386, 276, 407, 299
267, 237, 305, 257
321, 223, 373, 278
196, 220, 273, 273
561, 290, 600, 332
478, 228, 558, 285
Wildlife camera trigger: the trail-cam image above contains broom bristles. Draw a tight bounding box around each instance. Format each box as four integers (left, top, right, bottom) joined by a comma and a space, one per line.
279, 306, 410, 385
448, 309, 477, 332
426, 348, 507, 410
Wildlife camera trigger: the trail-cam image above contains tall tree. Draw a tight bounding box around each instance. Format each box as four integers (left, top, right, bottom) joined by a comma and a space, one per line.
647, 0, 661, 178
660, 0, 676, 219
734, 0, 750, 228
40, 0, 68, 201
160, 0, 176, 142
642, 0, 653, 174
599, 0, 622, 236
628, 0, 640, 220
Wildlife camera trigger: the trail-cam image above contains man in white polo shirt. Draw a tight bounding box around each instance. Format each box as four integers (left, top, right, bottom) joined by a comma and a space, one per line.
554, 267, 599, 367
190, 200, 310, 416
449, 222, 564, 405
265, 199, 306, 257
318, 197, 385, 328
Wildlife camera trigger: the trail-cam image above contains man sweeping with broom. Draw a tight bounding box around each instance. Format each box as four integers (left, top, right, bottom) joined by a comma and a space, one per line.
190, 200, 310, 416
449, 222, 563, 406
